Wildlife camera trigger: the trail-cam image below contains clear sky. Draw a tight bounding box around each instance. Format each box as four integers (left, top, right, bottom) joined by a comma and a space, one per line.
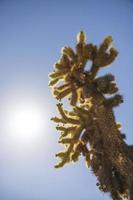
0, 0, 133, 199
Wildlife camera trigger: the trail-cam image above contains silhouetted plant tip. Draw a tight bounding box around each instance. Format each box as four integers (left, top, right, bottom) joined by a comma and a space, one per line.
49, 31, 133, 200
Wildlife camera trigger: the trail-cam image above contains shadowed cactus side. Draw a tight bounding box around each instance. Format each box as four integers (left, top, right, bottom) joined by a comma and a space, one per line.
49, 32, 133, 200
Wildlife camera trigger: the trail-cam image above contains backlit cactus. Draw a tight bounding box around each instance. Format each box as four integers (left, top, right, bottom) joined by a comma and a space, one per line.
49, 32, 133, 200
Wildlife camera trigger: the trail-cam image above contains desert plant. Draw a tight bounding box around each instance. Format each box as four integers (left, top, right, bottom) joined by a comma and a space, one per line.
49, 31, 133, 200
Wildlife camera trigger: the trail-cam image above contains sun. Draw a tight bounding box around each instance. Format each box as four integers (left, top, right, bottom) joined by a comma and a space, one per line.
7, 103, 44, 143
12, 108, 42, 137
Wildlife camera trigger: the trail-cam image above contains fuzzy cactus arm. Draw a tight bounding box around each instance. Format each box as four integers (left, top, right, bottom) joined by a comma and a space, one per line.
49, 32, 133, 200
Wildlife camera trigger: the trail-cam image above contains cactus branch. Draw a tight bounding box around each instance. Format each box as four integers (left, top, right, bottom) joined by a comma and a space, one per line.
49, 31, 133, 200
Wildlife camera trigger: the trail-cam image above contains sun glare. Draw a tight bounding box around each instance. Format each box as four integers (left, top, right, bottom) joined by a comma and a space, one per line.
7, 104, 44, 143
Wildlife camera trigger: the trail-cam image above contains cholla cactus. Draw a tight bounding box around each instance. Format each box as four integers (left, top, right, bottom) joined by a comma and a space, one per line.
49, 32, 133, 200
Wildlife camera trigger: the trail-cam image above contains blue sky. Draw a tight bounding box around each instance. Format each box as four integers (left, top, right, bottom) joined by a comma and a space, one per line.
0, 0, 133, 199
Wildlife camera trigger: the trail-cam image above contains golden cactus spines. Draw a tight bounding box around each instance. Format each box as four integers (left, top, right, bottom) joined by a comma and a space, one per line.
77, 31, 86, 44
61, 46, 76, 60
